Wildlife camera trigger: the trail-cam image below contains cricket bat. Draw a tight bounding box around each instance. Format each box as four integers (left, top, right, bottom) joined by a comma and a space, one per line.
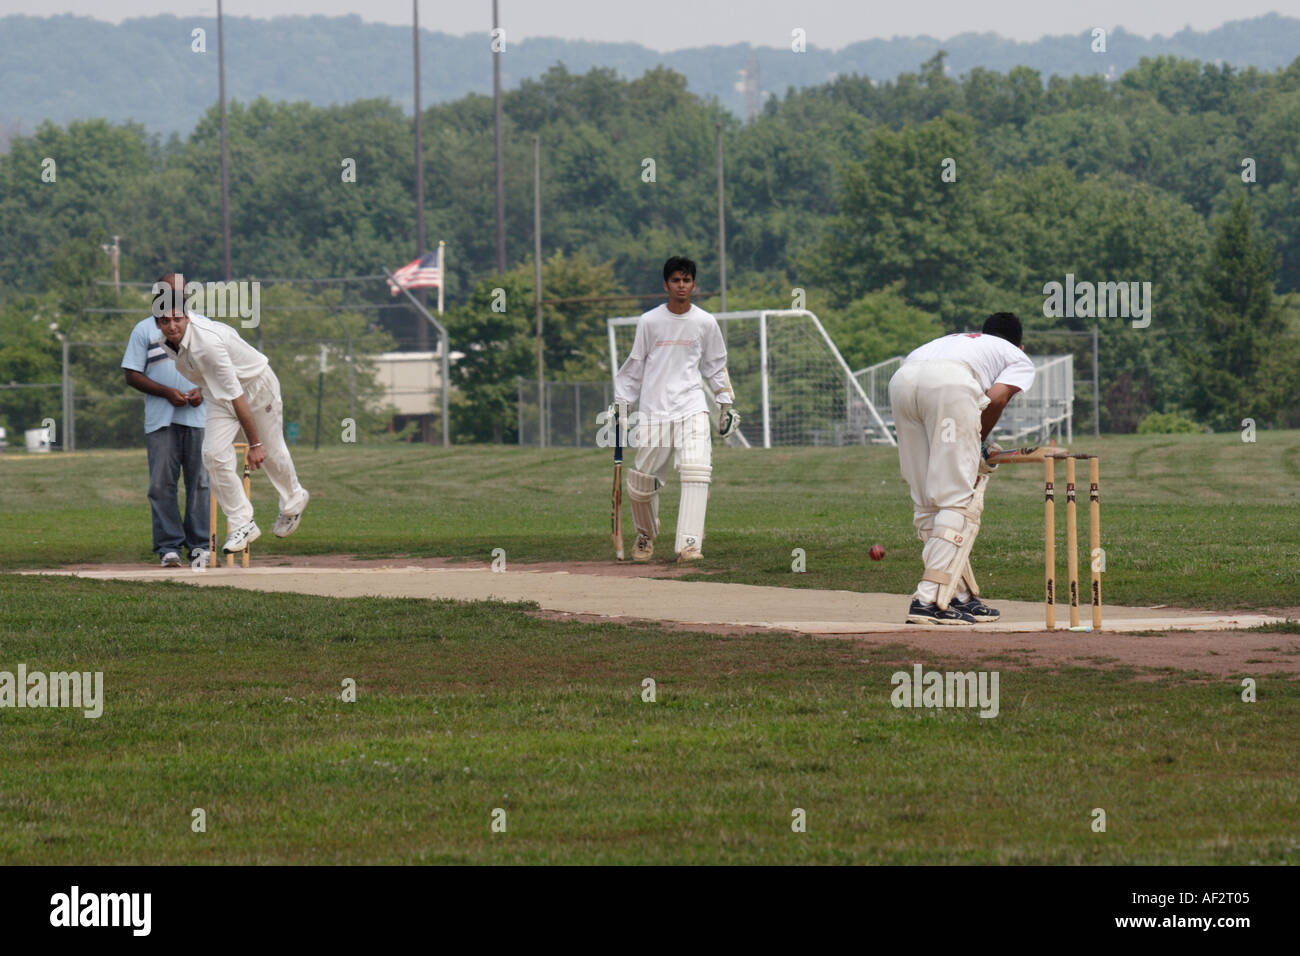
610, 403, 625, 560
985, 444, 1071, 465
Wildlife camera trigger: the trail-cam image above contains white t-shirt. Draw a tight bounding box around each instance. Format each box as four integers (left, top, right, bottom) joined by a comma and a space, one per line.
614, 304, 734, 422
159, 312, 271, 402
903, 332, 1036, 394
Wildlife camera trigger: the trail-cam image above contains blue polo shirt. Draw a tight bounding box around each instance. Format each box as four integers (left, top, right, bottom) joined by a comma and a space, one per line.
121, 315, 208, 434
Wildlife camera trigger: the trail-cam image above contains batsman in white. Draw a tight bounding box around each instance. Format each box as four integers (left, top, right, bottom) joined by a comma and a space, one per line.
887, 312, 1036, 625
613, 256, 739, 563
151, 273, 310, 559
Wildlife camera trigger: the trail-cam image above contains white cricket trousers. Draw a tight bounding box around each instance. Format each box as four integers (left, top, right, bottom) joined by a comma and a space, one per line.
888, 360, 989, 603
633, 412, 712, 553
202, 367, 307, 528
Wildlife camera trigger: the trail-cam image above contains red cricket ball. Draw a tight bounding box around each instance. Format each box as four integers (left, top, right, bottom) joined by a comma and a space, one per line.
869, 545, 885, 561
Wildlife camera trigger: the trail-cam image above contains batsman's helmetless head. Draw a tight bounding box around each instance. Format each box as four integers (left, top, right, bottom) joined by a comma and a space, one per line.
662, 256, 697, 305
982, 311, 1023, 348
662, 255, 697, 283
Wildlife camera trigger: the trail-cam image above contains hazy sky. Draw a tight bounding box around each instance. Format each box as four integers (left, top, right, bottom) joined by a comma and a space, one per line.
1, 1, 1289, 51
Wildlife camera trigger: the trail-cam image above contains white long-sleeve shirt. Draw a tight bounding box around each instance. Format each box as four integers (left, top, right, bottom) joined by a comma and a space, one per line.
158, 312, 271, 402
614, 304, 733, 422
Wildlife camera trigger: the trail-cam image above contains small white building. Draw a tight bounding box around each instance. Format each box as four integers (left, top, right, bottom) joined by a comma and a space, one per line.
373, 351, 441, 416
372, 351, 450, 442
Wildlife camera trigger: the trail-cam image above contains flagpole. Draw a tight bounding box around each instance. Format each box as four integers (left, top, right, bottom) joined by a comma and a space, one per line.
385, 267, 451, 449
439, 241, 448, 447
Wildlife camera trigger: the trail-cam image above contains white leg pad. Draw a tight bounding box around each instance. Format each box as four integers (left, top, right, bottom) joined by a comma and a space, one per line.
920, 499, 979, 600
627, 469, 659, 538
930, 475, 988, 610
675, 462, 711, 554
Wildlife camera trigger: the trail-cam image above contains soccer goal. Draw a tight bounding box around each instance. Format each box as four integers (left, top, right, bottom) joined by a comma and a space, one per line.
606, 309, 896, 447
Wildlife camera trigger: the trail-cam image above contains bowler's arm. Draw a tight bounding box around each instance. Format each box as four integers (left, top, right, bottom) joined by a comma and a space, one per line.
230, 394, 266, 469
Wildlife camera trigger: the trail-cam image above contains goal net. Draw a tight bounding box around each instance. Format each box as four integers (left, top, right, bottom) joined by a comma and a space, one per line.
606, 309, 895, 447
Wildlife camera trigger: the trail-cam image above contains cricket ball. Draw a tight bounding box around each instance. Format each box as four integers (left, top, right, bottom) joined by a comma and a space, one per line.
869, 545, 885, 561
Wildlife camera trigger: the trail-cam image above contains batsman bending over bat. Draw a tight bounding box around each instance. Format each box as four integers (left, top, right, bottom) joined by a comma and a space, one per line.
886, 313, 1036, 625
611, 256, 739, 563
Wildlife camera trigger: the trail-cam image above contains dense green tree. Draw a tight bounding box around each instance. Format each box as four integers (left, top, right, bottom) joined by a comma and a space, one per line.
442, 272, 536, 443
3, 54, 1300, 437
819, 285, 944, 370
803, 115, 988, 318
1183, 197, 1297, 429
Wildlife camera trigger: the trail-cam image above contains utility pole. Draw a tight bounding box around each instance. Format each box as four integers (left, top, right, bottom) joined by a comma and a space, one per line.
314, 345, 327, 451
716, 122, 727, 314
493, 0, 506, 273
534, 135, 545, 448
218, 0, 231, 281
1092, 323, 1101, 436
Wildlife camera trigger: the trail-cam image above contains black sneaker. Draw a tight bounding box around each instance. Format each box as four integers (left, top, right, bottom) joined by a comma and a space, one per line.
949, 596, 1001, 620
906, 599, 976, 625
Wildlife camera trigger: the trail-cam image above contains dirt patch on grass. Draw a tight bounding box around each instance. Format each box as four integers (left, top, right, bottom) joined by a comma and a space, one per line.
56, 553, 708, 579
40, 556, 1300, 680
526, 608, 1300, 678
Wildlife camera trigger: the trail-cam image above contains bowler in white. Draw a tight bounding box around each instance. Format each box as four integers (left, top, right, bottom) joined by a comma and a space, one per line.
152, 273, 309, 559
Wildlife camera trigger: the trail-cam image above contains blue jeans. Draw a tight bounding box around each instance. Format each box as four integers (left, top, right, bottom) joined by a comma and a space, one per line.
146, 424, 210, 556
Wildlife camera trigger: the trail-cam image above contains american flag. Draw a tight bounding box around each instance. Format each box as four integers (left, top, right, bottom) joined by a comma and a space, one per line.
388, 252, 442, 295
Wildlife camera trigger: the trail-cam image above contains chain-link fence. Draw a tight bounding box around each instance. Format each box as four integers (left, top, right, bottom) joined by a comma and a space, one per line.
516, 378, 612, 447
0, 277, 442, 452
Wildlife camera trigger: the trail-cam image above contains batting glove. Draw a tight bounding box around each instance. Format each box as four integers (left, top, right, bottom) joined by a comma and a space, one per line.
718, 405, 740, 438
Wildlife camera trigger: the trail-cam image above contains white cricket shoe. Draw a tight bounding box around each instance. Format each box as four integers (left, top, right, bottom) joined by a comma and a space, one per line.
676, 546, 704, 563
632, 533, 654, 562
222, 520, 260, 555
160, 551, 182, 567
273, 489, 309, 538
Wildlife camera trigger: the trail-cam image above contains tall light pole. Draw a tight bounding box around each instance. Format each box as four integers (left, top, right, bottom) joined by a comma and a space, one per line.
493, 0, 506, 274
218, 1, 231, 281
716, 122, 727, 314
534, 135, 545, 448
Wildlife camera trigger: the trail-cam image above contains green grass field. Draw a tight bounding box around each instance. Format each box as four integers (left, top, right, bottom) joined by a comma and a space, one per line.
1, 434, 1298, 864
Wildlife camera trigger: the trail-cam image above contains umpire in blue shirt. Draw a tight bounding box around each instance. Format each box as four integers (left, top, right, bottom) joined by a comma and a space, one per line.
122, 309, 211, 566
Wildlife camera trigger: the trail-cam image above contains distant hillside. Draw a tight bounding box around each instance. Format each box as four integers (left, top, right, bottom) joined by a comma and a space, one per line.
0, 12, 1298, 139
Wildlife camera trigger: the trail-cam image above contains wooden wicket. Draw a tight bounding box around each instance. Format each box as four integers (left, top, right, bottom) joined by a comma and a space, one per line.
1044, 457, 1055, 629
996, 447, 1101, 630
1089, 456, 1102, 629
1066, 456, 1079, 627
1042, 454, 1101, 630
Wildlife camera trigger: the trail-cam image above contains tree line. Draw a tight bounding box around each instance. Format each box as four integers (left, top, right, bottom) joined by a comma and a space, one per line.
1, 53, 1297, 442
